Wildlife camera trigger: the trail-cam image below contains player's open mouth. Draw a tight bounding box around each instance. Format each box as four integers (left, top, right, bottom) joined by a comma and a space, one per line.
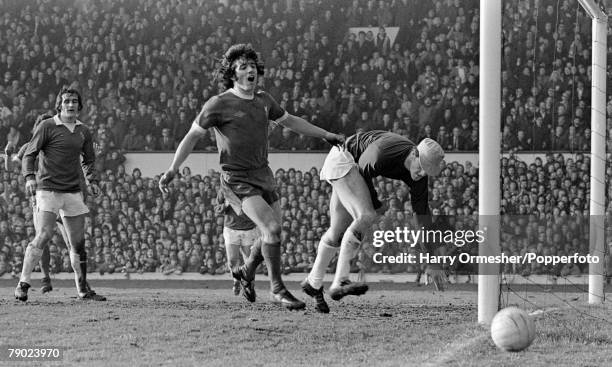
247, 75, 255, 82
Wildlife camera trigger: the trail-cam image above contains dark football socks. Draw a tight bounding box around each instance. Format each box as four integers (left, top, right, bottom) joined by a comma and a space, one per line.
40, 245, 50, 277
243, 240, 264, 279
262, 241, 284, 294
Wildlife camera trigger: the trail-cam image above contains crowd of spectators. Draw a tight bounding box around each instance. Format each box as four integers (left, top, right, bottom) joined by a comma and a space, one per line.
1, 151, 610, 278
1, 0, 611, 280
0, 0, 610, 156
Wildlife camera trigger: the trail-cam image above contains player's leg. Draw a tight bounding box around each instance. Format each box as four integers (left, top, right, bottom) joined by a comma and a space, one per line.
31, 197, 53, 293
15, 192, 58, 301
241, 196, 305, 310
39, 244, 52, 293
239, 240, 252, 261
327, 167, 377, 300
301, 189, 352, 312
61, 214, 104, 300
221, 177, 264, 301
223, 227, 243, 295
231, 230, 257, 297
40, 218, 71, 293
232, 228, 264, 303
55, 218, 72, 251
306, 190, 352, 288
237, 227, 265, 279
239, 228, 257, 262
232, 229, 257, 296
60, 192, 105, 301
223, 228, 244, 269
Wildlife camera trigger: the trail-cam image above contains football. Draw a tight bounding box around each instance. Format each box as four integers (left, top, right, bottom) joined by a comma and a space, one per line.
491, 307, 536, 352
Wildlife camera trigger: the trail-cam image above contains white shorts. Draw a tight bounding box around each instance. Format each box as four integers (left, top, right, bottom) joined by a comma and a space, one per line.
223, 227, 260, 247
36, 190, 89, 218
320, 146, 358, 183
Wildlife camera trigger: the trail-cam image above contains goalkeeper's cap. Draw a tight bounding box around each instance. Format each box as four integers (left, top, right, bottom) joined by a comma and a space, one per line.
417, 138, 445, 177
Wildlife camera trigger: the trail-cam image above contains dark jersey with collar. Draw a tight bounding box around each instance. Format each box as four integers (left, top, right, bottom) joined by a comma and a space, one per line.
344, 130, 429, 216
193, 89, 287, 171
17, 140, 88, 198
22, 115, 97, 193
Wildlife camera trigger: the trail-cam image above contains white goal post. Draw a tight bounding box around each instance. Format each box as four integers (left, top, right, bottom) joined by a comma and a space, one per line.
577, 0, 607, 305
478, 0, 502, 325
478, 0, 607, 324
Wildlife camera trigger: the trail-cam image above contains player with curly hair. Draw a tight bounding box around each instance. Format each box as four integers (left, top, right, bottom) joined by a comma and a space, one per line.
160, 44, 345, 310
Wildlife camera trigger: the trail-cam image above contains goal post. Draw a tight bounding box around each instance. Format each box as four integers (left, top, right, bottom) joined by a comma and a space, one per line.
478, 0, 502, 325
577, 0, 608, 304
478, 0, 608, 323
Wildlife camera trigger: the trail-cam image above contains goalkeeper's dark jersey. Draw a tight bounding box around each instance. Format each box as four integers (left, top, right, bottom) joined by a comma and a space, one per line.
344, 130, 429, 215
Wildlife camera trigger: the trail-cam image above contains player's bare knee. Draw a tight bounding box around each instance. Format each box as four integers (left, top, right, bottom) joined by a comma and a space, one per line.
32, 227, 54, 249
261, 222, 281, 241
321, 231, 341, 247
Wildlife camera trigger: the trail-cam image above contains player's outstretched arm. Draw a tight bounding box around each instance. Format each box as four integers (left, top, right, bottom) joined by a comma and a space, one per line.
279, 114, 345, 146
159, 124, 205, 193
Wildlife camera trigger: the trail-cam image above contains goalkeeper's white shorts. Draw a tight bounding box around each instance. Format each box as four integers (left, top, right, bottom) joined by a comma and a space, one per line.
320, 146, 358, 183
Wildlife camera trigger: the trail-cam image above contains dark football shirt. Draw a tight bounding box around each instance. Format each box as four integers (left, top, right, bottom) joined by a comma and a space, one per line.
17, 139, 88, 197
22, 115, 97, 193
344, 130, 429, 215
193, 89, 287, 171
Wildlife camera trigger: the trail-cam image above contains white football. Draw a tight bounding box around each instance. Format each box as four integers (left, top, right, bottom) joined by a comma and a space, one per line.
490, 307, 536, 351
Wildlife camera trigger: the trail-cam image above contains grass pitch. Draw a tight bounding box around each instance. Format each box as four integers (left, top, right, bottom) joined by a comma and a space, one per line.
0, 280, 610, 367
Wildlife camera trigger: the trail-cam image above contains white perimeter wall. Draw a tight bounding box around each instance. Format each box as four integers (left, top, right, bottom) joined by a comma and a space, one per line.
123, 152, 574, 177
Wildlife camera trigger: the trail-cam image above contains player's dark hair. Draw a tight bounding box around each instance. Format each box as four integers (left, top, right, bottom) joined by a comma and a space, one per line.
55, 87, 83, 113
216, 44, 265, 89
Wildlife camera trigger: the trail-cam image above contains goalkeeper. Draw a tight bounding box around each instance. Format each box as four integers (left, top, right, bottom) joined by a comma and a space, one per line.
301, 130, 446, 313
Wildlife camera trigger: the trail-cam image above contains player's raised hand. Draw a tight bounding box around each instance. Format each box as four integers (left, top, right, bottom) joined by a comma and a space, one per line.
324, 132, 345, 148
159, 169, 177, 194
25, 177, 37, 197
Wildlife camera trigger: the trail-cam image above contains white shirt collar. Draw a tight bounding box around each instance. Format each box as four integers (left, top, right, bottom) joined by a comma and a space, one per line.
229, 87, 255, 100
54, 115, 83, 126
